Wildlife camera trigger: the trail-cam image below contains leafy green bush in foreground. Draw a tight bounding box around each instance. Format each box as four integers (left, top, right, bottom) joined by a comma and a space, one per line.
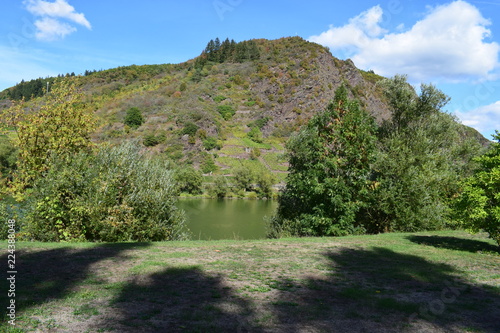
23, 141, 188, 242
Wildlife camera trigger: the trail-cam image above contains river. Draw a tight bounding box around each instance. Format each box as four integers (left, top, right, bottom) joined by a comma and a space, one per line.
177, 199, 278, 240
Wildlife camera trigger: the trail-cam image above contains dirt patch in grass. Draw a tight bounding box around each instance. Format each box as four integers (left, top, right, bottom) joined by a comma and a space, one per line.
1, 231, 499, 332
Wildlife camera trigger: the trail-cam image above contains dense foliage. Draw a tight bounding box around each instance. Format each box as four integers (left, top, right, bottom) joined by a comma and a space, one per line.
175, 166, 204, 195
270, 85, 377, 237
454, 131, 500, 246
1, 80, 96, 198
23, 142, 188, 242
270, 78, 482, 238
365, 76, 481, 233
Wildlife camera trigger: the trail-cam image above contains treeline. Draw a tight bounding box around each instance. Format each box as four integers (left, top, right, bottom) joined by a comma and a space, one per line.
3, 70, 99, 101
2, 77, 55, 101
175, 165, 276, 199
195, 38, 260, 69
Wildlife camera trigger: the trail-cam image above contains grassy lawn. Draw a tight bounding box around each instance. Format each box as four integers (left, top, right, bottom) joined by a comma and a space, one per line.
1, 230, 499, 332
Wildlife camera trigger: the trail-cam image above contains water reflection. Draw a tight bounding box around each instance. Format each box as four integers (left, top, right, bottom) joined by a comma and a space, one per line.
177, 199, 278, 240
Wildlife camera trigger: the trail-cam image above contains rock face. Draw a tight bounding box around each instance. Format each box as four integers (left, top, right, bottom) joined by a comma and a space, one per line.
237, 38, 391, 136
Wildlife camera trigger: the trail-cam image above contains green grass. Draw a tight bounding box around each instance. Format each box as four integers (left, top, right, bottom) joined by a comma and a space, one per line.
0, 230, 498, 332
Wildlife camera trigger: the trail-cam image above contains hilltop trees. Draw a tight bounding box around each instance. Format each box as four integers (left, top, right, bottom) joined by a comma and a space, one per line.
270, 85, 377, 237
196, 38, 260, 68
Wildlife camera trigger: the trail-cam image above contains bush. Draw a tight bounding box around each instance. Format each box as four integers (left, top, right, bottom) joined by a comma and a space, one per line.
143, 134, 164, 147
247, 127, 263, 143
202, 136, 222, 151
181, 122, 199, 137
124, 107, 144, 129
213, 95, 226, 103
175, 166, 203, 194
250, 148, 261, 160
23, 141, 188, 242
217, 105, 236, 120
255, 170, 275, 198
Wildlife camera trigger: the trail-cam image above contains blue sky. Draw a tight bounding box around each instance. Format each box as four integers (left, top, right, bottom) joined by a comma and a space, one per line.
1, 0, 499, 138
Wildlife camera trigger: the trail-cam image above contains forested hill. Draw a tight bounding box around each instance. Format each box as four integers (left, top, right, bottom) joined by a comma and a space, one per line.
0, 37, 488, 178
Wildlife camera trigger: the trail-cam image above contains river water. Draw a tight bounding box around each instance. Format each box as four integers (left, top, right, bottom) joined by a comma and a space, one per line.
177, 199, 278, 240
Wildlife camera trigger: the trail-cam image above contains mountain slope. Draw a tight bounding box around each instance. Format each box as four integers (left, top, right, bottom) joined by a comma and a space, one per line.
0, 37, 487, 179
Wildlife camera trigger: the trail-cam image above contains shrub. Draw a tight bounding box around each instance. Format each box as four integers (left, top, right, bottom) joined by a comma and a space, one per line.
247, 127, 263, 143
213, 95, 227, 103
143, 134, 161, 147
217, 105, 236, 120
250, 148, 261, 160
0, 136, 17, 177
181, 122, 199, 136
124, 107, 144, 129
23, 141, 188, 242
202, 136, 222, 151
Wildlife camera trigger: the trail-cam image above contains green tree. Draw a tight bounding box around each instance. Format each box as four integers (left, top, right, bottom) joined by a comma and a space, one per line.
254, 170, 275, 198
175, 166, 203, 195
270, 85, 377, 237
1, 80, 96, 197
365, 75, 481, 233
201, 155, 218, 173
124, 107, 144, 129
454, 131, 500, 246
232, 165, 255, 192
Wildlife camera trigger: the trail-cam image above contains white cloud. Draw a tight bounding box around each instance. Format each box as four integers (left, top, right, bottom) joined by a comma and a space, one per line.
34, 17, 76, 41
455, 101, 500, 137
23, 0, 91, 41
309, 1, 499, 82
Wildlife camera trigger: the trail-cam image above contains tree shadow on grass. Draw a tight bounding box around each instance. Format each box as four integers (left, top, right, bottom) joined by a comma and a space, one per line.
1, 242, 151, 328
270, 247, 500, 333
94, 266, 262, 333
407, 235, 500, 254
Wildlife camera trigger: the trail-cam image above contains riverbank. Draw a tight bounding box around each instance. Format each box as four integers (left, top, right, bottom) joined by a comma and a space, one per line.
1, 230, 499, 332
